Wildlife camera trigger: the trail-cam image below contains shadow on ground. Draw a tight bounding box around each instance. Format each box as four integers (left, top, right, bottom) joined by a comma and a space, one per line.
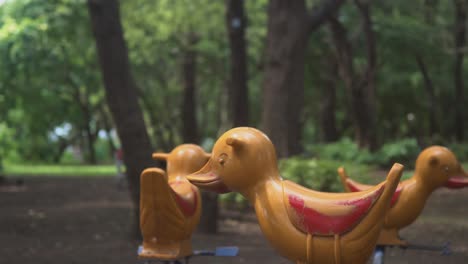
0, 177, 466, 263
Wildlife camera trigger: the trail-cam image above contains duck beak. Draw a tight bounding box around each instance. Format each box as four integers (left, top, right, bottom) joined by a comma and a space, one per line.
445, 167, 468, 189
186, 160, 231, 194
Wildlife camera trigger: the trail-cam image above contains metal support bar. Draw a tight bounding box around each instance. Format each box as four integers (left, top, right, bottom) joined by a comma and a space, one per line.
403, 242, 451, 255
372, 241, 451, 264
372, 245, 385, 264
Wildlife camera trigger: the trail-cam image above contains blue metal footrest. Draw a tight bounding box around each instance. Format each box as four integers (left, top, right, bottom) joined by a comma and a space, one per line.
193, 246, 239, 256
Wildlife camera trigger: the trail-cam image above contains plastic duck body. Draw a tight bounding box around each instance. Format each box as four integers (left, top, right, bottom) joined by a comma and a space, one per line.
186, 127, 403, 264
338, 146, 468, 246
139, 144, 210, 260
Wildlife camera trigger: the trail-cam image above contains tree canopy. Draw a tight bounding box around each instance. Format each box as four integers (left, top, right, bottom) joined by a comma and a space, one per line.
1, 0, 467, 165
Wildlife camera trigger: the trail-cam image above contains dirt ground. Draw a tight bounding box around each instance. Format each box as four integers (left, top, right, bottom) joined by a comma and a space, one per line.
0, 176, 467, 264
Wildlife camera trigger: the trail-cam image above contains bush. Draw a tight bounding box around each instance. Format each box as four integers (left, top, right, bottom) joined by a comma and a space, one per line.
375, 138, 420, 168
308, 138, 375, 164
219, 157, 374, 206
308, 137, 421, 168
219, 192, 248, 208
447, 142, 468, 163
279, 157, 373, 192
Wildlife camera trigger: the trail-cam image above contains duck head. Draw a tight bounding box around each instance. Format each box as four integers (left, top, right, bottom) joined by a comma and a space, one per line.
152, 144, 210, 179
186, 127, 280, 195
414, 146, 468, 190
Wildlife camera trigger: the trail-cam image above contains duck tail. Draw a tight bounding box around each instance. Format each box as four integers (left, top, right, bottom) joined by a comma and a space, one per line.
343, 163, 403, 244
337, 167, 351, 192
376, 164, 403, 210
140, 168, 186, 244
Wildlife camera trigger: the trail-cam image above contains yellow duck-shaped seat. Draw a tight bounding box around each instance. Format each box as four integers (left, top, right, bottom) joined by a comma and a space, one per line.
338, 145, 468, 246
186, 127, 403, 264
139, 144, 210, 260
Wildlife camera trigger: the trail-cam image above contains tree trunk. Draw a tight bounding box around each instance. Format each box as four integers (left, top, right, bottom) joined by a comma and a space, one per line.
226, 0, 249, 127
69, 80, 98, 164
84, 121, 97, 164
454, 0, 467, 141
355, 0, 377, 150
261, 0, 308, 158
181, 33, 219, 233
319, 58, 339, 142
415, 54, 437, 139
99, 106, 117, 158
137, 87, 171, 151
261, 0, 344, 158
197, 192, 219, 234
329, 1, 377, 151
182, 33, 199, 144
87, 0, 155, 238
83, 98, 97, 164
53, 136, 71, 163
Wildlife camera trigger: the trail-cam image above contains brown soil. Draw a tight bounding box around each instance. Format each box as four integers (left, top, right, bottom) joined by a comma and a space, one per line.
0, 176, 466, 263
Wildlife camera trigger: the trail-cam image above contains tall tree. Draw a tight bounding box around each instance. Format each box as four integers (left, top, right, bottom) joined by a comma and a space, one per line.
454, 0, 467, 141
69, 83, 102, 164
87, 0, 155, 237
180, 32, 220, 234
329, 0, 378, 150
181, 32, 220, 234
319, 57, 339, 142
182, 33, 200, 143
356, 0, 378, 150
416, 0, 438, 141
226, 0, 249, 127
261, 0, 344, 158
415, 54, 437, 139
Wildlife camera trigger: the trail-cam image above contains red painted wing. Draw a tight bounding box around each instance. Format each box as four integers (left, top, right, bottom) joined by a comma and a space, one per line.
286, 184, 384, 235
170, 181, 198, 217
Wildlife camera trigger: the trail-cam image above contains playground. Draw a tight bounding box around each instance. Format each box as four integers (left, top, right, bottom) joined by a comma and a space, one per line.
1, 174, 466, 264
2, 0, 468, 263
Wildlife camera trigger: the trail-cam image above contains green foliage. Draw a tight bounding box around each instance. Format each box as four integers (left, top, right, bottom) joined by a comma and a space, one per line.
219, 191, 248, 208
447, 143, 468, 163
279, 157, 373, 192
121, 0, 229, 145
376, 138, 420, 168
220, 157, 373, 206
308, 138, 374, 164
1, 0, 467, 168
308, 137, 420, 169
0, 0, 111, 163
120, 0, 268, 146
94, 138, 114, 164
0, 122, 18, 162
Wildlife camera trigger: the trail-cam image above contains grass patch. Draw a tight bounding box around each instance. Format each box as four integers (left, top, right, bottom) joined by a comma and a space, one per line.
3, 163, 119, 177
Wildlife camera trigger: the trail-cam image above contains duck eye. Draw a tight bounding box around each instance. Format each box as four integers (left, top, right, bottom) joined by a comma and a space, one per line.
218, 153, 228, 166
444, 166, 449, 173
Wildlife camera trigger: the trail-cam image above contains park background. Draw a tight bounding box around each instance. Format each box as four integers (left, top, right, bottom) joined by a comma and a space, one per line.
0, 0, 467, 263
